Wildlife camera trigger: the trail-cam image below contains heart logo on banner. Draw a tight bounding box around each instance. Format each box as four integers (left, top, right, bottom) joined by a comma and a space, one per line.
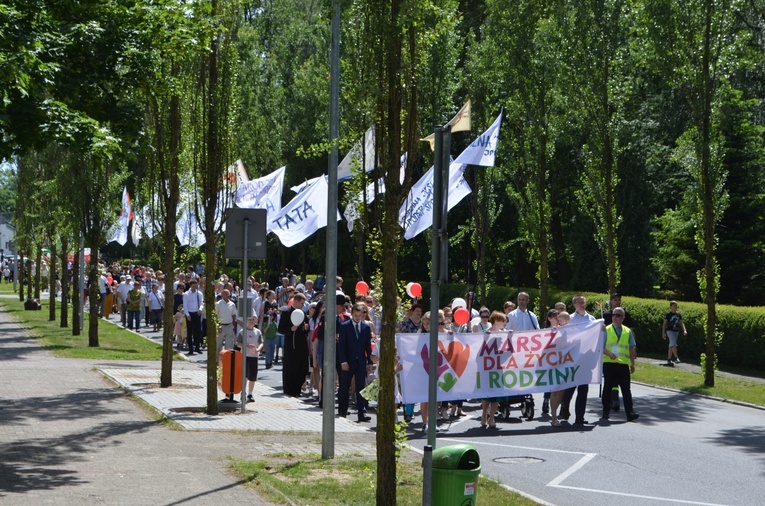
420, 345, 449, 377
438, 340, 470, 378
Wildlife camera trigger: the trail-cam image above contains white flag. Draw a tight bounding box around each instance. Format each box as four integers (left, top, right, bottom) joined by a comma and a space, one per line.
338, 126, 376, 181
236, 166, 285, 218
107, 187, 132, 246
344, 177, 385, 232
133, 206, 158, 240
422, 100, 472, 151
176, 207, 205, 247
453, 109, 503, 167
236, 159, 250, 184
269, 175, 341, 247
131, 218, 141, 246
291, 175, 324, 194
398, 161, 472, 240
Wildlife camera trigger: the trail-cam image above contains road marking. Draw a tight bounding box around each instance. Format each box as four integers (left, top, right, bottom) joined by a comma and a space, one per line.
551, 485, 729, 506
443, 437, 590, 456
441, 438, 730, 506
547, 452, 596, 486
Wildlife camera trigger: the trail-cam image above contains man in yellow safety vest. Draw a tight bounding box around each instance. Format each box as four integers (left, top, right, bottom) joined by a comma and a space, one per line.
602, 307, 640, 422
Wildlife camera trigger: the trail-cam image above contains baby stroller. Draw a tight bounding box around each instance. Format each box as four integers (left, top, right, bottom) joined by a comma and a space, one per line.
498, 394, 535, 421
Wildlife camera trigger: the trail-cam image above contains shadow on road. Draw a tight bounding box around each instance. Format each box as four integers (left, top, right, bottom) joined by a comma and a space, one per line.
0, 420, 155, 495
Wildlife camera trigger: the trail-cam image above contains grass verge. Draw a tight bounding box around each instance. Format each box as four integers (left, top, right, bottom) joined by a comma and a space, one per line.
0, 288, 166, 360
230, 454, 537, 505
632, 361, 765, 406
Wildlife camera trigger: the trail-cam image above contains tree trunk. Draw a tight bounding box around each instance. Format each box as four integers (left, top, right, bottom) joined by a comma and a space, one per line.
88, 245, 100, 347
375, 1, 405, 503
48, 240, 57, 322
34, 245, 42, 300
160, 78, 182, 388
701, 3, 716, 387
26, 256, 33, 300
60, 238, 69, 328
19, 248, 25, 301
377, 199, 400, 506
204, 239, 219, 414
204, 0, 221, 414
72, 246, 81, 335
538, 95, 549, 312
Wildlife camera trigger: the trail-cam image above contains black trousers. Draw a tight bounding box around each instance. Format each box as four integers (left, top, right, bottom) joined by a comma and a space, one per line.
562, 384, 589, 421
339, 360, 367, 418
187, 313, 202, 351
602, 363, 634, 415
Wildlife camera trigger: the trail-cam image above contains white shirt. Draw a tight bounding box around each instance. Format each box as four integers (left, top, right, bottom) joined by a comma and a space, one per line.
183, 288, 203, 316
148, 290, 164, 310
216, 298, 237, 325
505, 308, 540, 331
251, 296, 262, 321
570, 311, 596, 325
116, 281, 132, 303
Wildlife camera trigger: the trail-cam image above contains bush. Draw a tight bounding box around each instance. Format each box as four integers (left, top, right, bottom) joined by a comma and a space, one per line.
551, 291, 765, 373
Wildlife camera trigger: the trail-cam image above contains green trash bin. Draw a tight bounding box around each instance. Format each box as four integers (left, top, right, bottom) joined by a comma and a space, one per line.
431, 444, 481, 506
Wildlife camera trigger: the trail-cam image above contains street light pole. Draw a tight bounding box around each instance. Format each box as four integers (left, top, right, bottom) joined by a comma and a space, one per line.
322, 0, 341, 460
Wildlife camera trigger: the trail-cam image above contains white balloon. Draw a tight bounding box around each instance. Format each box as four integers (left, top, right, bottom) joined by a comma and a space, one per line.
290, 309, 305, 326
405, 282, 415, 298
451, 298, 467, 310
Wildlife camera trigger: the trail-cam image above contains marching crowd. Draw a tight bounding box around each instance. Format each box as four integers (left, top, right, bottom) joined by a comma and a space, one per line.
72, 261, 668, 428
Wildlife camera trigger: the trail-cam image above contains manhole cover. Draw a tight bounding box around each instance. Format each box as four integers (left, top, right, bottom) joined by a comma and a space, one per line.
494, 456, 545, 464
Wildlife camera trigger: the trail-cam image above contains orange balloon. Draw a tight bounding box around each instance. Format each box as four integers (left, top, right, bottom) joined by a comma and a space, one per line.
453, 307, 470, 326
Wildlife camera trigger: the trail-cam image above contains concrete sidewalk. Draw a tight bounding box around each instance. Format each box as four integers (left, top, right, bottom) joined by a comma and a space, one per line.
0, 302, 375, 505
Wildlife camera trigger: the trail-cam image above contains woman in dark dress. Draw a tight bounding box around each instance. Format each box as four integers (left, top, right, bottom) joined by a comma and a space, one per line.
278, 292, 310, 397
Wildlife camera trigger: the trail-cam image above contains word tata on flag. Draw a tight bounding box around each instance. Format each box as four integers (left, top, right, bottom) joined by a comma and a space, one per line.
268, 174, 341, 247
395, 319, 605, 404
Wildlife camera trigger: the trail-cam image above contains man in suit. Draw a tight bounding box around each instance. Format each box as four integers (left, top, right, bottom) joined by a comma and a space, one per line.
338, 302, 373, 422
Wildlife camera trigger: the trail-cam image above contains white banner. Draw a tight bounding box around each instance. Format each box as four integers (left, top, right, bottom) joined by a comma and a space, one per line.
176, 206, 205, 247
107, 187, 132, 246
132, 205, 158, 240
338, 125, 376, 181
268, 175, 341, 247
291, 175, 324, 194
398, 161, 472, 240
453, 109, 503, 167
396, 319, 605, 404
130, 218, 141, 246
235, 166, 285, 217
344, 178, 384, 232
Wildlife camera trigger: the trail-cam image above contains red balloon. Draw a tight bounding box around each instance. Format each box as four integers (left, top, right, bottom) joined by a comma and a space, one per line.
288, 298, 294, 308
106, 276, 113, 285
453, 307, 470, 326
356, 281, 369, 295
410, 282, 422, 298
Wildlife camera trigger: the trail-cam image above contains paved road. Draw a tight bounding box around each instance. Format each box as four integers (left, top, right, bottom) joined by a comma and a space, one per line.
0, 304, 372, 505
408, 384, 765, 505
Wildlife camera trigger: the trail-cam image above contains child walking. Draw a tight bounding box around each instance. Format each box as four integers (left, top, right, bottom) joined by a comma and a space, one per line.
662, 301, 687, 366
173, 305, 187, 350
236, 315, 265, 403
